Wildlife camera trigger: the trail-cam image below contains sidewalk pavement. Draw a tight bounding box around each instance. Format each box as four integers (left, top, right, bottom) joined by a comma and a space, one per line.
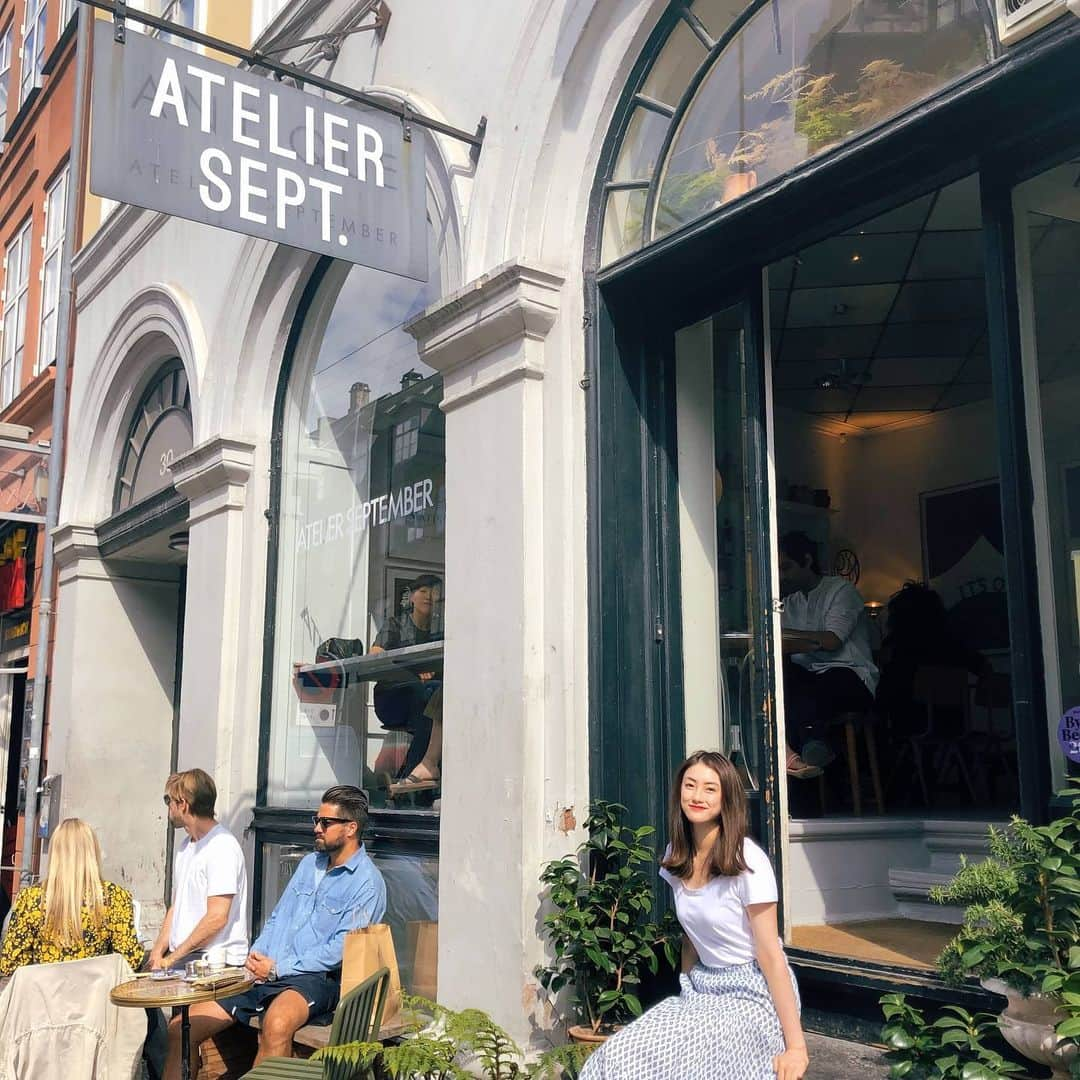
806, 1030, 889, 1077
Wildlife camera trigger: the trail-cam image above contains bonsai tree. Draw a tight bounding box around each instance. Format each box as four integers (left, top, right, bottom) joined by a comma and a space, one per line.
534, 800, 680, 1036
930, 778, 1080, 1054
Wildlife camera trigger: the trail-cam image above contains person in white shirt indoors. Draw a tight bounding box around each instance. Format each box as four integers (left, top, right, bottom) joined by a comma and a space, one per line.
150, 769, 249, 970
580, 751, 807, 1080
778, 531, 879, 780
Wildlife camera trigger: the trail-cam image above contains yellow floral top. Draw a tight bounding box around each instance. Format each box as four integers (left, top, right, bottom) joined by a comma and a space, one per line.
0, 881, 143, 975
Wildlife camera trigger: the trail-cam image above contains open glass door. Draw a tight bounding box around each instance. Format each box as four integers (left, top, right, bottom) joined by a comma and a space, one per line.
673, 291, 785, 862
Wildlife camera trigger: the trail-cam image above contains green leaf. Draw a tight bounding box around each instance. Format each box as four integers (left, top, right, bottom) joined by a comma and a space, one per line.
1056, 1017, 1080, 1038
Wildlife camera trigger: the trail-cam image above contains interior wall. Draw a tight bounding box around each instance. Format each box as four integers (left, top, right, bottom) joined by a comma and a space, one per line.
842, 400, 999, 607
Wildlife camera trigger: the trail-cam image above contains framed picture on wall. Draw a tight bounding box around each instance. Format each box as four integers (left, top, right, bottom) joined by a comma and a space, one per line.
920, 478, 1009, 652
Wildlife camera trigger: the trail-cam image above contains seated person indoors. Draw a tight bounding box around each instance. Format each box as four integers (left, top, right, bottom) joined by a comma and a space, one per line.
163, 785, 386, 1080
0, 818, 143, 976
778, 531, 878, 780
876, 581, 989, 735
371, 575, 443, 791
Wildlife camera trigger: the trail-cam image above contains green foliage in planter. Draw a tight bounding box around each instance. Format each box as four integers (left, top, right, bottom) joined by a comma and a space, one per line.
879, 993, 1025, 1079
313, 995, 596, 1079
932, 780, 1080, 994
930, 779, 1080, 1060
534, 800, 680, 1035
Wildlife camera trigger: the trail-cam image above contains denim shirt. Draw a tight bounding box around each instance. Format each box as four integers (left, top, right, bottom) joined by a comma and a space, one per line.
252, 846, 386, 977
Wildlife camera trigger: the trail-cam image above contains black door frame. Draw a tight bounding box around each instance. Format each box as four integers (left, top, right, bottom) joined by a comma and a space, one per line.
586, 17, 1080, 1005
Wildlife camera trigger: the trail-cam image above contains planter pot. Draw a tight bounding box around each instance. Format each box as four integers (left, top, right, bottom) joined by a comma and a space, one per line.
722, 170, 757, 203
982, 978, 1079, 1079
568, 1024, 613, 1046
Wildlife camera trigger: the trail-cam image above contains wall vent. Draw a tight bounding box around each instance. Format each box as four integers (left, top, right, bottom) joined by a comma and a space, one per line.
997, 0, 1071, 44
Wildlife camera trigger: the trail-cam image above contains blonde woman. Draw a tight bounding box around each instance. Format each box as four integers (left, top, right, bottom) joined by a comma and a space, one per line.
0, 819, 143, 975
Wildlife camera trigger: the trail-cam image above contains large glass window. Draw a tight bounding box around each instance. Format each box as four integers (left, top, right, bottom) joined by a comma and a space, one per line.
656, 0, 990, 237
265, 188, 455, 992
1015, 161, 1080, 784
1, 218, 33, 407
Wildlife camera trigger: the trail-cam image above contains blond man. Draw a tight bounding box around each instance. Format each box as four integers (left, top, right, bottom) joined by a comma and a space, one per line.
149, 769, 248, 970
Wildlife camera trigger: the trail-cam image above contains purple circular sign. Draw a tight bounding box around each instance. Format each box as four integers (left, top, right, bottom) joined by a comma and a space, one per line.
1059, 707, 1080, 764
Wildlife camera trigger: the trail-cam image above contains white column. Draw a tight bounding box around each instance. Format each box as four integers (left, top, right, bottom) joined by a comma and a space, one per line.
171, 436, 258, 834
406, 262, 569, 1044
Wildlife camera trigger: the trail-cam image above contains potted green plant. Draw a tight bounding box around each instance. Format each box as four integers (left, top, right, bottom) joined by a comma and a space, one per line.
928, 779, 1080, 1078
534, 800, 679, 1043
314, 994, 597, 1078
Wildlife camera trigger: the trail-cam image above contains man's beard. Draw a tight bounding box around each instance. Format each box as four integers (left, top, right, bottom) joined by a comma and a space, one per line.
315, 836, 343, 855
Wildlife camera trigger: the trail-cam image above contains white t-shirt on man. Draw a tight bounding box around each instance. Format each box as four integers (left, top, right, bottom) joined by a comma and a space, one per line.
658, 837, 778, 967
169, 823, 249, 956
781, 575, 879, 694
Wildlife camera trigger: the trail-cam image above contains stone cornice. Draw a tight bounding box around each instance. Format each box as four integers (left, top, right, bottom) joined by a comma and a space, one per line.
52, 523, 100, 572
172, 436, 256, 525
404, 261, 565, 412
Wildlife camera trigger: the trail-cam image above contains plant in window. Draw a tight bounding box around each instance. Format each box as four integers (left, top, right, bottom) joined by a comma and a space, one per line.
534, 800, 680, 1039
928, 779, 1080, 1078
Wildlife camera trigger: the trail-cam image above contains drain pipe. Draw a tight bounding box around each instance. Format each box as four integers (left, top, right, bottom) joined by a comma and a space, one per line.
19, 3, 90, 887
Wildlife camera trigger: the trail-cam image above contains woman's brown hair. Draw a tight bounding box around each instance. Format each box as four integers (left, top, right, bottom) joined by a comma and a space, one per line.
661, 750, 750, 880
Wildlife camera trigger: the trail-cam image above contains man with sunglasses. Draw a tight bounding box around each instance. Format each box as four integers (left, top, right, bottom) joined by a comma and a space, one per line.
162, 785, 385, 1079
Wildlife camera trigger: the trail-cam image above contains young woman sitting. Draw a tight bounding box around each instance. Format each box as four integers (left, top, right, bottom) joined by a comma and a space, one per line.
580, 751, 809, 1080
0, 818, 143, 976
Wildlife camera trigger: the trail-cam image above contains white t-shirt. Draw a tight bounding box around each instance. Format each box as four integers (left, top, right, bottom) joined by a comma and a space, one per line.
169, 823, 249, 957
658, 837, 778, 967
781, 576, 879, 694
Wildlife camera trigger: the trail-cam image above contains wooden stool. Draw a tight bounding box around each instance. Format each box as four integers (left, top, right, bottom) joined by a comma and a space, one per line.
818, 711, 885, 816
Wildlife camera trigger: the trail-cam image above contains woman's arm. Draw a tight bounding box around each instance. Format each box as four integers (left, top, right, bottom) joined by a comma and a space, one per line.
680, 932, 699, 974
747, 901, 808, 1080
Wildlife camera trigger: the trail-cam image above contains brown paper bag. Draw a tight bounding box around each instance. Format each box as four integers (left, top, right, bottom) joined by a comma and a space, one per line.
406, 920, 438, 1001
341, 924, 402, 1022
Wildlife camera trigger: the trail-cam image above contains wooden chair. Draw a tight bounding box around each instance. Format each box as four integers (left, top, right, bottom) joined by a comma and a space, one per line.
907, 665, 981, 804
240, 967, 390, 1080
817, 710, 885, 816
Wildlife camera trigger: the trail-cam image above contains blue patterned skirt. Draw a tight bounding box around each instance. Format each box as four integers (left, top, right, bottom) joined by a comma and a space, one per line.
579, 961, 799, 1080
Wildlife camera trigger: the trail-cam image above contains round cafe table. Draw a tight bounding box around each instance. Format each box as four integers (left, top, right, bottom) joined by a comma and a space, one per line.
110, 970, 254, 1080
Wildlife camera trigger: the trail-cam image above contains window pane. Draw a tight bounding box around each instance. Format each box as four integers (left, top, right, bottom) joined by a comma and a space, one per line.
656, 0, 991, 237
269, 203, 448, 813
692, 0, 750, 41
612, 107, 669, 183
1016, 163, 1080, 776
641, 17, 706, 108
600, 187, 647, 266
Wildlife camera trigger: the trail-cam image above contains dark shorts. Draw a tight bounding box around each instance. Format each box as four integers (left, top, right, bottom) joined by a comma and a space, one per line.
217, 972, 340, 1027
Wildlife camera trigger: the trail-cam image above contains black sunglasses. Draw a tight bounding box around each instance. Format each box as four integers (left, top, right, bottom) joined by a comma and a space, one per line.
312, 815, 351, 830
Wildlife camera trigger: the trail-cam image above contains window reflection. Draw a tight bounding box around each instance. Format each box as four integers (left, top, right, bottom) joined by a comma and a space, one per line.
270, 205, 451, 814
655, 0, 990, 236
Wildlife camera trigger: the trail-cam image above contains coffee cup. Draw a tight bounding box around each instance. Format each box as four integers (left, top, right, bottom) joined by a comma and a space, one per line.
206, 946, 227, 973
226, 945, 247, 968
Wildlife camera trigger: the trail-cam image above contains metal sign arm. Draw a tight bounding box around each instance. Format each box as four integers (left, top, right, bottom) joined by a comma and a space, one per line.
77, 0, 485, 155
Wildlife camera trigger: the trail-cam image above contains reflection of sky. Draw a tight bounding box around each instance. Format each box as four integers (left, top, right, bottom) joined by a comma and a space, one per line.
306, 219, 444, 427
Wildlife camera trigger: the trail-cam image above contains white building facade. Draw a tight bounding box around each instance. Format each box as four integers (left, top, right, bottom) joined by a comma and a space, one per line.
50, 0, 1080, 1044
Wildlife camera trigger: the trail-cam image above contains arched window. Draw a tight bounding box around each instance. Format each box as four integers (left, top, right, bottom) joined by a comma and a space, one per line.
261, 172, 457, 991
599, 0, 993, 264
113, 358, 192, 513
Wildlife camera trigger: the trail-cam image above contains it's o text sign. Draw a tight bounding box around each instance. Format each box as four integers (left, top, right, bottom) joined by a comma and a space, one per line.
90, 22, 427, 279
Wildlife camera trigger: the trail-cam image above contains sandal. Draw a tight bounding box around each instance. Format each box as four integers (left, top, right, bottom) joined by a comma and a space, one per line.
786, 752, 823, 780
388, 773, 440, 796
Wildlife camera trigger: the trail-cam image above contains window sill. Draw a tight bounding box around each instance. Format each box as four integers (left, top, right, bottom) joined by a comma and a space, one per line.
41, 15, 78, 77
2, 87, 41, 145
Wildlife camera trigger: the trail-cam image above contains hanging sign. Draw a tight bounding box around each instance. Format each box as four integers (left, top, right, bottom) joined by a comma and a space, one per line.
89, 22, 428, 280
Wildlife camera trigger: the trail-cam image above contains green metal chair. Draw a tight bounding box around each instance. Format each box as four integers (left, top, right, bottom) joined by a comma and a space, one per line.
240, 966, 391, 1080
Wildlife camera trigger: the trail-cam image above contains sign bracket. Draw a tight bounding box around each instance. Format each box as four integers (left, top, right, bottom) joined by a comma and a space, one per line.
114, 0, 125, 43
78, 0, 484, 155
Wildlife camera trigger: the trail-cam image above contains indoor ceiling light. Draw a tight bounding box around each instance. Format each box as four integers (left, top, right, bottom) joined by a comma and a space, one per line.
168, 531, 189, 552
